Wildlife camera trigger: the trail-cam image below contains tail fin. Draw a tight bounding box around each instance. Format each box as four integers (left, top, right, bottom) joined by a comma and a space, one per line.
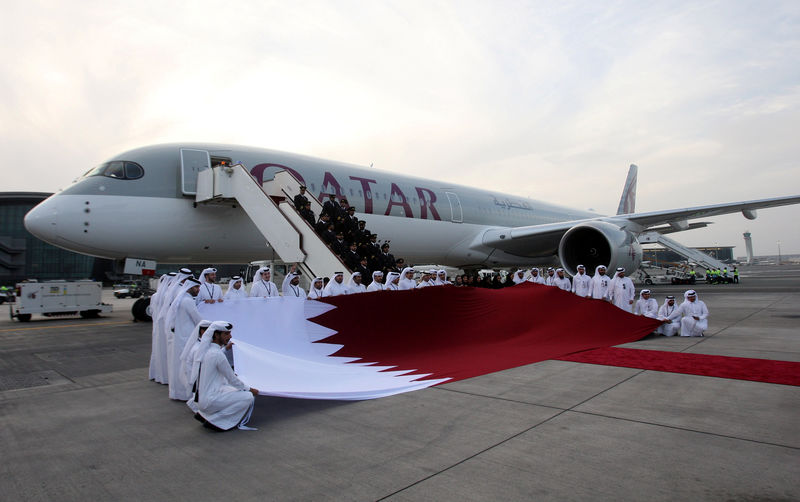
616, 164, 638, 215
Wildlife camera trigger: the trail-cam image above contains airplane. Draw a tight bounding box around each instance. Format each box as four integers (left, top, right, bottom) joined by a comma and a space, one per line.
23, 142, 800, 278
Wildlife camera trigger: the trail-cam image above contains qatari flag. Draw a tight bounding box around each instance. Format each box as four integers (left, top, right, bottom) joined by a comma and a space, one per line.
200, 284, 659, 400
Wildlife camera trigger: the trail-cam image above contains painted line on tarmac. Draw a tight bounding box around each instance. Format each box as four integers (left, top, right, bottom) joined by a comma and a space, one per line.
0, 321, 132, 333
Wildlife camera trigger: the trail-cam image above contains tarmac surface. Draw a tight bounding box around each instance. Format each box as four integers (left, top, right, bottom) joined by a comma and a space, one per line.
1, 264, 798, 501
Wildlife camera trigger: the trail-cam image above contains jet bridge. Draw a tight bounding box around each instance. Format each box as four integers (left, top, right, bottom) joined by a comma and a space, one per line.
638, 231, 727, 271
195, 163, 349, 285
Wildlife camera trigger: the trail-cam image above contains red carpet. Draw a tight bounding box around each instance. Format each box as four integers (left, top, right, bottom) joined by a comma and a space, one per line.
558, 347, 800, 386
313, 283, 660, 383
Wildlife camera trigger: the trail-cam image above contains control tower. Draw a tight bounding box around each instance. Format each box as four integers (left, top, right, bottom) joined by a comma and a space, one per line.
743, 231, 754, 264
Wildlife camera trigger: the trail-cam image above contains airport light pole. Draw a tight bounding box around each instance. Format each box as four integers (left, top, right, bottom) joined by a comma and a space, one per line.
777, 241, 782, 265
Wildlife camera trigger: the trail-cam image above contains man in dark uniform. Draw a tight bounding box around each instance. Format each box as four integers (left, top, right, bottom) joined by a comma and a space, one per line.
315, 213, 331, 236
379, 243, 395, 274
344, 206, 359, 243
293, 185, 310, 210
344, 241, 362, 270
331, 231, 348, 256
300, 202, 316, 227
355, 256, 371, 285
322, 193, 340, 219
355, 220, 370, 245
322, 222, 337, 246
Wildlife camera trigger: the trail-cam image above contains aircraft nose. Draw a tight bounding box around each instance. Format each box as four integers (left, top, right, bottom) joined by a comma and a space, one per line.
24, 196, 59, 244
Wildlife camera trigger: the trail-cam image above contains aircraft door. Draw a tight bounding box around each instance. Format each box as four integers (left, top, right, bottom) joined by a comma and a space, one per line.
180, 149, 211, 195
445, 192, 463, 223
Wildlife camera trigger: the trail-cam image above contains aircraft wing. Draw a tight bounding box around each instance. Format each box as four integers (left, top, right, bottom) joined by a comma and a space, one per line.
483, 194, 800, 251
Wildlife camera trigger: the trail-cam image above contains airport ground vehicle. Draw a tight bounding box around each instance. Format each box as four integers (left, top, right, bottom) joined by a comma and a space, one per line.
113, 281, 146, 298
10, 280, 112, 322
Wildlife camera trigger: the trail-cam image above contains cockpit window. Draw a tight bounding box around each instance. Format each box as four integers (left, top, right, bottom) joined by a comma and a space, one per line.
86, 161, 144, 180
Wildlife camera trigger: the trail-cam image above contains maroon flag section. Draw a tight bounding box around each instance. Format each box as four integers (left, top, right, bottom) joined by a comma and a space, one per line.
313, 283, 660, 384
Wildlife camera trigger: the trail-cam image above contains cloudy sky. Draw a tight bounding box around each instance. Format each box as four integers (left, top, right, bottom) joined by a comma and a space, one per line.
3, 1, 799, 255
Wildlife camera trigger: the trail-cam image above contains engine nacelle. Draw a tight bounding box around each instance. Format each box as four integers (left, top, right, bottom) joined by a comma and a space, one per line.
558, 221, 642, 276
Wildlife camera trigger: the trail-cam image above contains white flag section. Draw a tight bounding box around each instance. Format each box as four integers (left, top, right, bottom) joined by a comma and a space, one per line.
198, 297, 448, 400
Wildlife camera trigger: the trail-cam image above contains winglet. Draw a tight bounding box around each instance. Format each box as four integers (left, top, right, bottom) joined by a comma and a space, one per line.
617, 164, 638, 215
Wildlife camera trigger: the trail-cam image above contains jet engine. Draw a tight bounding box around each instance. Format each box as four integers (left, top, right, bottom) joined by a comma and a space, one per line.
557, 221, 642, 276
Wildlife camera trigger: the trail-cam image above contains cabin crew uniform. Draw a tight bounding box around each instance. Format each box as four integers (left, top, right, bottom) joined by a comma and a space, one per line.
609, 270, 635, 312
668, 290, 709, 337
657, 297, 680, 336
571, 267, 592, 297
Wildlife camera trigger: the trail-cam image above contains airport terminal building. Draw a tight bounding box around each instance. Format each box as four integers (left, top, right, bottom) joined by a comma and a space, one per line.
0, 192, 113, 285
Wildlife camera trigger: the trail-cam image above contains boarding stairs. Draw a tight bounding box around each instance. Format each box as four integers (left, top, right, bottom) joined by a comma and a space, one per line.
638, 231, 727, 271
195, 164, 349, 286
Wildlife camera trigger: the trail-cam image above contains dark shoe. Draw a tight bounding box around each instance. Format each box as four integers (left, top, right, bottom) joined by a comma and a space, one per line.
194, 413, 206, 424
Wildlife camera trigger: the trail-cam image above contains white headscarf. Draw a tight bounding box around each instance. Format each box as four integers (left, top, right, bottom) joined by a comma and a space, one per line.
436, 269, 450, 285
308, 277, 325, 299
348, 272, 366, 293
367, 271, 384, 292
323, 272, 350, 296
512, 269, 526, 284
683, 289, 698, 302
179, 319, 211, 380
224, 276, 244, 298
160, 268, 193, 318
282, 272, 305, 297
165, 278, 200, 331
384, 271, 401, 290
198, 267, 217, 285
189, 320, 232, 386
398, 267, 417, 290
150, 274, 170, 313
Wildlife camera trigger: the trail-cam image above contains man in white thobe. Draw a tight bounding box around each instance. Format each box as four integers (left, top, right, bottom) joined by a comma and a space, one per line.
590, 265, 611, 300
281, 271, 306, 298
544, 268, 557, 286
196, 267, 224, 304
194, 321, 259, 431
608, 267, 635, 312
528, 268, 545, 285
366, 271, 384, 292
436, 270, 451, 285
307, 277, 326, 299
398, 267, 417, 290
657, 295, 680, 336
323, 272, 350, 296
166, 278, 203, 400
571, 264, 592, 298
223, 276, 247, 300
180, 319, 211, 412
511, 269, 526, 285
553, 268, 571, 291
634, 289, 659, 318
668, 290, 709, 337
348, 272, 367, 294
149, 273, 172, 382
384, 272, 401, 291
250, 266, 279, 298
416, 271, 434, 288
